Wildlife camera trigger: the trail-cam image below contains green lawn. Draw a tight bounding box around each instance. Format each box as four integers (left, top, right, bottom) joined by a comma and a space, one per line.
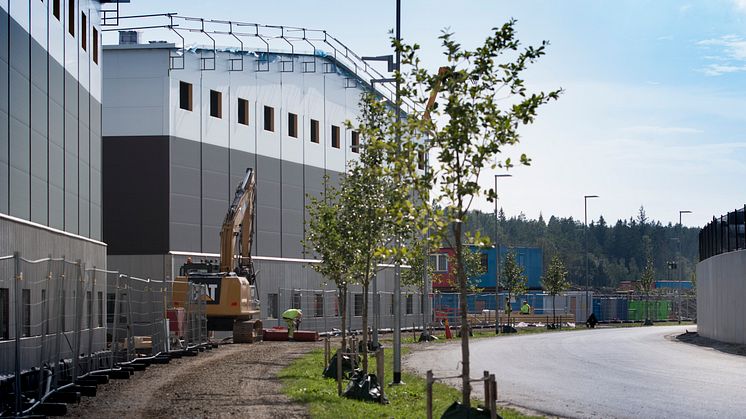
279, 346, 540, 419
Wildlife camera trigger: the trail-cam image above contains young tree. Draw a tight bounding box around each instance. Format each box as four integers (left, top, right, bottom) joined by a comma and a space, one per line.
401, 234, 436, 334
542, 255, 569, 328
304, 179, 356, 350
391, 21, 560, 406
637, 235, 655, 325
501, 250, 527, 327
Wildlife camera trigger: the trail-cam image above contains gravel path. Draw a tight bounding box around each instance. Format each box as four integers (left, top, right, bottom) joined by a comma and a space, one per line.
65, 341, 320, 419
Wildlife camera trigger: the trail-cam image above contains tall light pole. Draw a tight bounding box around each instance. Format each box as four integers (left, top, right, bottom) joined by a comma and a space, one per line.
678, 210, 692, 324
584, 195, 599, 317
494, 174, 511, 334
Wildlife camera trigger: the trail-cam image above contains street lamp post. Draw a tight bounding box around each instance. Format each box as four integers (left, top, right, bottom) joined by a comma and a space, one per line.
584, 195, 599, 318
494, 174, 511, 334
678, 210, 692, 324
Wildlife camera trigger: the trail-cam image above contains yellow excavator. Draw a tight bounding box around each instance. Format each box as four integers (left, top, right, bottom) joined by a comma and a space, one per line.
172, 168, 262, 343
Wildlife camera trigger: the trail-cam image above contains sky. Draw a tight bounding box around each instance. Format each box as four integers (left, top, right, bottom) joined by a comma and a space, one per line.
105, 0, 746, 227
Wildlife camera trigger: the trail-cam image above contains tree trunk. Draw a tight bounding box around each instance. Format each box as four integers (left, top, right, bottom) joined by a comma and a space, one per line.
340, 283, 347, 351
552, 294, 556, 327
455, 222, 471, 407
362, 280, 369, 373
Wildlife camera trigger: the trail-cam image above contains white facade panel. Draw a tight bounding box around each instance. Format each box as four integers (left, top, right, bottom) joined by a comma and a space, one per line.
324, 75, 347, 173
169, 58, 201, 143
228, 67, 257, 155
103, 76, 167, 136
30, 0, 46, 48
9, 0, 29, 32
303, 65, 325, 169
280, 60, 304, 165
256, 67, 282, 160
200, 54, 230, 149
64, 0, 76, 75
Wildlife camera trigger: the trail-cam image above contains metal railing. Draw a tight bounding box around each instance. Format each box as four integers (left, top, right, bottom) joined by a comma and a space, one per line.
699, 205, 746, 261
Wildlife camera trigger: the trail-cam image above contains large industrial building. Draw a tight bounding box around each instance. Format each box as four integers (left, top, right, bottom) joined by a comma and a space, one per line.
0, 0, 120, 386
101, 24, 426, 329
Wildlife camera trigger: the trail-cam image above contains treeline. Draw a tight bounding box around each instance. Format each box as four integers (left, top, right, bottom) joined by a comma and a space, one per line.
462, 207, 698, 290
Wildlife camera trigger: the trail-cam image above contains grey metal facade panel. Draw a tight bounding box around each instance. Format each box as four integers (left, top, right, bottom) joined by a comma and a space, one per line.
0, 57, 7, 115
170, 192, 200, 225
30, 37, 47, 91
9, 117, 30, 219
257, 231, 281, 257
78, 84, 90, 129
170, 221, 200, 252
90, 99, 101, 136
170, 165, 201, 198
30, 130, 48, 224
0, 110, 7, 214
8, 17, 29, 77
9, 68, 30, 126
201, 197, 226, 253
64, 108, 78, 233
0, 7, 7, 63
49, 58, 64, 109
64, 71, 78, 116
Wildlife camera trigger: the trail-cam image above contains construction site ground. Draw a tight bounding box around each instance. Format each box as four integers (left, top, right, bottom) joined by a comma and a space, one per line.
65, 340, 321, 419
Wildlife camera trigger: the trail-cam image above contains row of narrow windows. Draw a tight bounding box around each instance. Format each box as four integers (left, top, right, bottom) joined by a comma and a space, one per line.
179, 81, 361, 153
44, 0, 99, 64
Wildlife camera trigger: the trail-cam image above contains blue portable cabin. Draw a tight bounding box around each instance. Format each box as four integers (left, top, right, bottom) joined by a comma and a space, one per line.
466, 245, 544, 291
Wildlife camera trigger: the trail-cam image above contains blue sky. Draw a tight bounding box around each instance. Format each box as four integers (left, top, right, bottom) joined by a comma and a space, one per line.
108, 0, 746, 227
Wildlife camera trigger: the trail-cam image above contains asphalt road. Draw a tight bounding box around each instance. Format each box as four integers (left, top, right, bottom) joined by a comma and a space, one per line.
405, 326, 746, 418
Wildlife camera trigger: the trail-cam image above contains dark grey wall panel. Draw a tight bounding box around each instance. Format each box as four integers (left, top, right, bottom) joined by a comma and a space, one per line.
0, 7, 7, 63
30, 38, 47, 90
229, 149, 257, 255
103, 136, 169, 254
48, 98, 64, 230
78, 84, 89, 129
79, 120, 90, 237
201, 198, 224, 253
9, 19, 29, 75
90, 100, 101, 137
64, 108, 78, 233
256, 155, 281, 256
49, 59, 63, 109
0, 110, 8, 215
200, 143, 229, 253
170, 137, 201, 252
9, 116, 30, 219
30, 131, 48, 224
90, 169, 101, 240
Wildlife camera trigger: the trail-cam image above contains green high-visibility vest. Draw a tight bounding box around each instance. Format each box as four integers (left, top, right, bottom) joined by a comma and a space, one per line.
520, 304, 530, 314
282, 308, 303, 320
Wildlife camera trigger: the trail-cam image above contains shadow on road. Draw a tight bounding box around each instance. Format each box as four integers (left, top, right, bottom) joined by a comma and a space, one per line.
676, 331, 746, 357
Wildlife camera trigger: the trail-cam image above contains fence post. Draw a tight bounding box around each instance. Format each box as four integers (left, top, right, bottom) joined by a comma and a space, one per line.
426, 370, 434, 419
125, 276, 135, 361
88, 267, 96, 373
483, 370, 490, 409
72, 260, 84, 383
147, 280, 157, 356
324, 335, 330, 366
111, 273, 122, 367
489, 374, 497, 419
39, 254, 52, 400
336, 347, 343, 396
376, 347, 385, 400
53, 257, 65, 389
13, 252, 22, 416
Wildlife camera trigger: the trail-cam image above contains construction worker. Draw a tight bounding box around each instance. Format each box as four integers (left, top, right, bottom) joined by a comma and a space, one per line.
282, 308, 303, 339
520, 301, 531, 315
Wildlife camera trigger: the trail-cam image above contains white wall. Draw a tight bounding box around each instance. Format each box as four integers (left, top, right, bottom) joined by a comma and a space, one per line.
697, 249, 746, 344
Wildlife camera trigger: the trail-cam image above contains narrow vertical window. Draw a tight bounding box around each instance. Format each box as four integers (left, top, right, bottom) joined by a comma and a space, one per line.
292, 291, 301, 310
314, 293, 324, 317
179, 81, 193, 111
418, 150, 425, 170
264, 106, 275, 132
209, 90, 222, 118
288, 113, 298, 138
93, 27, 99, 64
97, 291, 103, 327
0, 289, 8, 340
331, 125, 340, 148
310, 119, 320, 143
81, 12, 87, 50
354, 294, 363, 317
351, 131, 359, 153
406, 294, 413, 315
237, 98, 249, 125
86, 291, 92, 329
53, 0, 61, 20
22, 289, 31, 337
68, 0, 75, 36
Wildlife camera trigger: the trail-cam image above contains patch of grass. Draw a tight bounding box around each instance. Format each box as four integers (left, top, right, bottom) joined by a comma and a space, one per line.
279, 346, 539, 419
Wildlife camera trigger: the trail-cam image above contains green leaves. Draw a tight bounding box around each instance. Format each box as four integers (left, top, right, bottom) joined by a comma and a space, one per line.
502, 250, 528, 297
542, 255, 570, 297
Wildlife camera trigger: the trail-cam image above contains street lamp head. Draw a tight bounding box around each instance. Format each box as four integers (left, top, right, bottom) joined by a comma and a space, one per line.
495, 174, 512, 178
584, 195, 599, 199
680, 210, 693, 215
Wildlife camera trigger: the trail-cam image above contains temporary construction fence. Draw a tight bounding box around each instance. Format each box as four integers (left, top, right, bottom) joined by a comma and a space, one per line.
593, 293, 697, 322
0, 252, 211, 417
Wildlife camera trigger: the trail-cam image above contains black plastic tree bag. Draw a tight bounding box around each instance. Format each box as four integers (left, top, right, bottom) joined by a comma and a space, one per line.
322, 351, 359, 379
342, 370, 389, 404
441, 401, 496, 419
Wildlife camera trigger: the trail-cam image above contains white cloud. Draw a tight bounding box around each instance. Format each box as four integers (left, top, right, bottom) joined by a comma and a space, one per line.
696, 35, 746, 75
701, 63, 746, 76
734, 0, 746, 11
623, 126, 703, 135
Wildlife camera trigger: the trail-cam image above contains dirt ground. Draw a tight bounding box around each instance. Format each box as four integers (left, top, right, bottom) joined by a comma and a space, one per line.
65, 340, 321, 419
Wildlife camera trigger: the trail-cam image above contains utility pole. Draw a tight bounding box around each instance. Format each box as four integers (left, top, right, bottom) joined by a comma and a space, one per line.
392, 0, 403, 385
493, 174, 511, 334
584, 195, 599, 317
678, 210, 692, 324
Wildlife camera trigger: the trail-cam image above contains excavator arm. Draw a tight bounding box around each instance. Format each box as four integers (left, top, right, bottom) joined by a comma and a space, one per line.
219, 168, 256, 276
